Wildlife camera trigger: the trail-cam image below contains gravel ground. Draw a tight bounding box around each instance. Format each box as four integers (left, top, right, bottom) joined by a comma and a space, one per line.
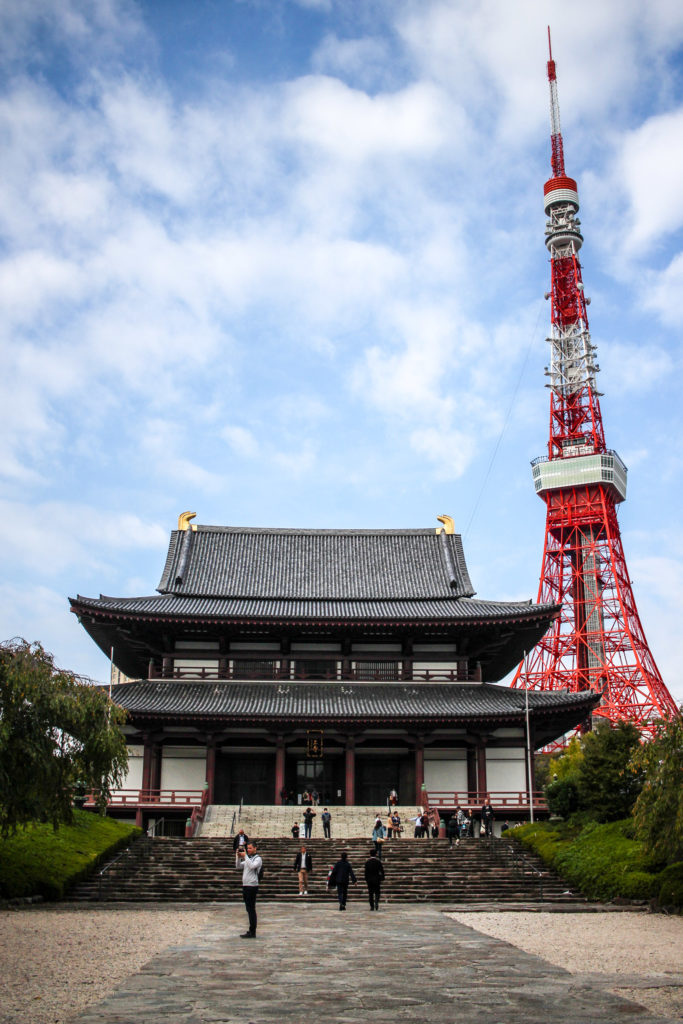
449, 911, 683, 1021
0, 905, 215, 1024
1, 905, 681, 1024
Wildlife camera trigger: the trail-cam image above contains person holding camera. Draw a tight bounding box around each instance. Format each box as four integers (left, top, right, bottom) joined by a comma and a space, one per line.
236, 841, 262, 939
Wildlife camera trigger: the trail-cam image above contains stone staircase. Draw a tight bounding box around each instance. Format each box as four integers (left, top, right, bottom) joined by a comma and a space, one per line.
70, 835, 584, 905
199, 804, 422, 840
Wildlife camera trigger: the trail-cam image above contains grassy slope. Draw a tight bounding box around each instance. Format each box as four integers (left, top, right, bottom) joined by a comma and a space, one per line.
511, 819, 662, 902
0, 810, 140, 900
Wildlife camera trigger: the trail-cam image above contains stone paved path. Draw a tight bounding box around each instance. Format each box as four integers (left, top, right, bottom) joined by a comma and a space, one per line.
74, 902, 672, 1024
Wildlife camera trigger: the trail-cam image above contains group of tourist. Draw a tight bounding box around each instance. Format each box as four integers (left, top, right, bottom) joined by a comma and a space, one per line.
291, 806, 332, 840
234, 797, 499, 937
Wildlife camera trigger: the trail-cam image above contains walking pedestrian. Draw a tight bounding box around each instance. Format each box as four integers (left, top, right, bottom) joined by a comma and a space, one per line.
232, 827, 249, 851
293, 844, 312, 896
236, 841, 262, 939
321, 807, 332, 838
364, 849, 385, 911
372, 815, 386, 859
327, 850, 356, 910
481, 797, 494, 837
446, 814, 459, 848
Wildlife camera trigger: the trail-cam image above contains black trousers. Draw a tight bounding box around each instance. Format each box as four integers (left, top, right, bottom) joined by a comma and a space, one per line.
336, 882, 349, 907
367, 883, 381, 909
323, 822, 331, 838
242, 885, 258, 933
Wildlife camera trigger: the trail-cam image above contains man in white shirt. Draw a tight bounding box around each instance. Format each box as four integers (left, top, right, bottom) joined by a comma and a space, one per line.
236, 841, 262, 938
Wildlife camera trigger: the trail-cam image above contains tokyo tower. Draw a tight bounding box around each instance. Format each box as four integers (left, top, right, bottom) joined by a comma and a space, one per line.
512, 31, 678, 733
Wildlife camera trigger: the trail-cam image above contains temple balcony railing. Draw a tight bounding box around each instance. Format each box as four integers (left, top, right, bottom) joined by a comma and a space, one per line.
148, 663, 480, 683
424, 789, 547, 813
83, 788, 205, 809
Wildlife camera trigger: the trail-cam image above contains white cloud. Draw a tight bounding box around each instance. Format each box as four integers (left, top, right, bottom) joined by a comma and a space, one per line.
642, 251, 683, 328
221, 425, 260, 458
283, 76, 453, 161
312, 33, 392, 86
616, 107, 683, 252
0, 499, 167, 576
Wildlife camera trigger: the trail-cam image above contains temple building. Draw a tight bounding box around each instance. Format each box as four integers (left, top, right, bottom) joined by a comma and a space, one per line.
70, 513, 598, 820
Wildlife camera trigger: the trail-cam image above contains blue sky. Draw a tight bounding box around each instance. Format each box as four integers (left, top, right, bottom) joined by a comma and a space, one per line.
1, 0, 682, 704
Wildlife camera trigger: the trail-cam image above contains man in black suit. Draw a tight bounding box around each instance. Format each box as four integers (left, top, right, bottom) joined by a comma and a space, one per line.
232, 828, 249, 851
328, 850, 356, 910
364, 849, 385, 911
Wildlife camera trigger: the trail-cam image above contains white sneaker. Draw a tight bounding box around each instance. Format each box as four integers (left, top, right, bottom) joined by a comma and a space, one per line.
304, 890, 308, 895
298, 892, 303, 896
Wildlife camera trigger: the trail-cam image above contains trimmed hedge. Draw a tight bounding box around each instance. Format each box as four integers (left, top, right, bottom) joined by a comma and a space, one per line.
657, 862, 683, 909
511, 819, 662, 903
0, 809, 140, 900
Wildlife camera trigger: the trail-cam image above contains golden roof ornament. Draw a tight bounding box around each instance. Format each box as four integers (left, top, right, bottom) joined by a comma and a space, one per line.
178, 511, 197, 532
436, 515, 455, 535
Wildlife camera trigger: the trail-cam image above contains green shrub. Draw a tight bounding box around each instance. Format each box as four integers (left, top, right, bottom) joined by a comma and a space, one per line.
546, 778, 579, 818
619, 871, 660, 900
657, 862, 683, 908
511, 818, 660, 902
0, 809, 140, 900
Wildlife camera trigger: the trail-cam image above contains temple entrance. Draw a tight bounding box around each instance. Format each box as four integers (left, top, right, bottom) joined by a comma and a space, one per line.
214, 752, 274, 804
288, 756, 344, 805
356, 756, 405, 806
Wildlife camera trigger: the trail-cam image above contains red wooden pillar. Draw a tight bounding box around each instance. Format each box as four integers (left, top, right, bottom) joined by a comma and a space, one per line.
206, 737, 217, 804
275, 736, 286, 803
476, 742, 487, 803
414, 737, 424, 806
466, 746, 477, 800
151, 743, 162, 792
345, 736, 355, 806
141, 735, 153, 794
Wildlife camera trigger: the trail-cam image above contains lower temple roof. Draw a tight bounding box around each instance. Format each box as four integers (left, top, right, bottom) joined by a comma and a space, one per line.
111, 680, 599, 747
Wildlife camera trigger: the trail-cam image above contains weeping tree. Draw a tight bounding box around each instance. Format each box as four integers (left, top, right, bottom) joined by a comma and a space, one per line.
630, 713, 683, 866
0, 639, 128, 836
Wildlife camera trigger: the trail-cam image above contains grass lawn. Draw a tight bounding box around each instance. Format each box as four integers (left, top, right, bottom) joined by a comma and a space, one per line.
0, 810, 140, 900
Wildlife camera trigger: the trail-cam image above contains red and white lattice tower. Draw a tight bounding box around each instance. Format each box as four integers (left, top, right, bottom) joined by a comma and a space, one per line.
512, 31, 678, 733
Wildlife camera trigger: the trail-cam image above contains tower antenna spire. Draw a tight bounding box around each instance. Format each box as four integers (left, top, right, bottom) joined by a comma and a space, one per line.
512, 34, 678, 736
546, 26, 565, 177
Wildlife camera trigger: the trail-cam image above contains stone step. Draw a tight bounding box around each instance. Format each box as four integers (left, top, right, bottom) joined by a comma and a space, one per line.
200, 804, 424, 839
70, 834, 582, 905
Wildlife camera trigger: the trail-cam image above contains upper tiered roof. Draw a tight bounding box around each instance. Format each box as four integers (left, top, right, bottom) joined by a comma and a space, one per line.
70, 520, 559, 680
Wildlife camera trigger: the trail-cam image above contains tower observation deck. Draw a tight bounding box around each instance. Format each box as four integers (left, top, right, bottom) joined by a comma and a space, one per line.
511, 31, 678, 734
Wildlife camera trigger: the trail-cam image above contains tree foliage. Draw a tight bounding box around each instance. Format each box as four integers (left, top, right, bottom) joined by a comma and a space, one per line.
576, 720, 644, 822
630, 713, 683, 866
544, 722, 643, 822
0, 639, 128, 836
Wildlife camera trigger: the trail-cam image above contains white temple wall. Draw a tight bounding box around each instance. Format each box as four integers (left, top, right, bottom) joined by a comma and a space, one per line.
120, 744, 143, 790
485, 747, 527, 792
424, 749, 468, 791
160, 746, 207, 791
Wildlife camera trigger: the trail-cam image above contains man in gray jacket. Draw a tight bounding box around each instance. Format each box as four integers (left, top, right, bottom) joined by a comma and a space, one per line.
236, 841, 262, 938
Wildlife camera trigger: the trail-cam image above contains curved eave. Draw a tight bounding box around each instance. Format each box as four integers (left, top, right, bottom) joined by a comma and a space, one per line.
111, 682, 598, 749
70, 597, 559, 630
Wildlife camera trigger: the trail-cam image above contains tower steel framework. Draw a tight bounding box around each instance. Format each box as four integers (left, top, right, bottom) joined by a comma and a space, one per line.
512, 32, 678, 734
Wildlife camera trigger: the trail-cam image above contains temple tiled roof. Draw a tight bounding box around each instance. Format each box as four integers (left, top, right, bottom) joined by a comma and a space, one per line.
112, 680, 599, 746
157, 526, 475, 600
72, 592, 555, 625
